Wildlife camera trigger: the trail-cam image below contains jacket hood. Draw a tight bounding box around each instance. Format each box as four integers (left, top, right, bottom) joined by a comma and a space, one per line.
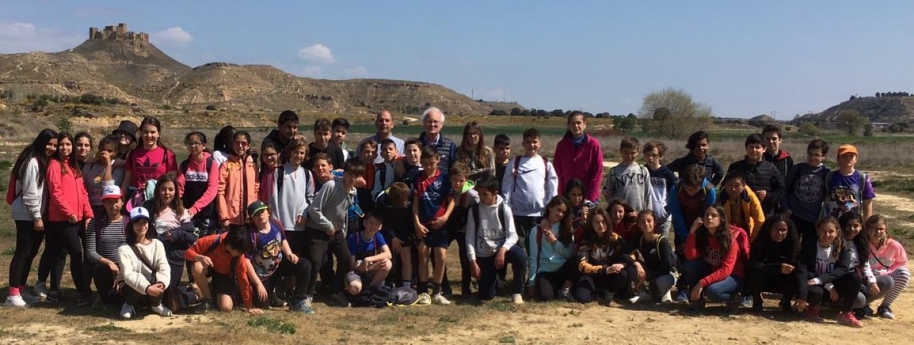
766, 149, 791, 160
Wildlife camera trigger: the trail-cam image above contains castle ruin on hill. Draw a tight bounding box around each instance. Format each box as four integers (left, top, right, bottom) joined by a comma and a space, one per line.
88, 23, 149, 48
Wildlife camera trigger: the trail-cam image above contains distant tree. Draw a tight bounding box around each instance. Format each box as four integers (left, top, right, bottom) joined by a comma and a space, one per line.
876, 92, 881, 98
551, 109, 564, 117
889, 123, 904, 133
614, 116, 637, 133
798, 122, 819, 136
510, 107, 522, 116
836, 109, 868, 136
489, 109, 508, 116
520, 109, 530, 117
849, 95, 857, 101
638, 88, 712, 138
864, 123, 875, 136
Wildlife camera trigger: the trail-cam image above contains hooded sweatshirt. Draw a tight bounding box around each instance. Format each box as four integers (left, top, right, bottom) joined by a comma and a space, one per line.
465, 195, 518, 261
269, 162, 316, 231
11, 158, 47, 221
46, 158, 93, 222
503, 154, 558, 217
668, 179, 717, 245
749, 234, 807, 298
218, 155, 259, 226
82, 161, 125, 206
604, 162, 653, 212
764, 149, 794, 179
526, 222, 575, 287
647, 165, 677, 221
306, 177, 355, 234
554, 133, 604, 203
869, 239, 907, 276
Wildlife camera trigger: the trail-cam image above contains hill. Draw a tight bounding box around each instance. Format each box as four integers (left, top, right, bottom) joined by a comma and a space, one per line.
0, 23, 513, 116
797, 95, 914, 125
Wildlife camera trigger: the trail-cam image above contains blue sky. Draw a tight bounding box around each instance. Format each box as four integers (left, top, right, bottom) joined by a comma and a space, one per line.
1, 1, 912, 118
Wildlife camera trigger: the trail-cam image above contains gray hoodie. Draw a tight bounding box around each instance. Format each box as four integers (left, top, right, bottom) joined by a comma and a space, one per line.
603, 163, 653, 211
465, 195, 517, 261
270, 162, 315, 231
306, 177, 355, 235
12, 158, 47, 221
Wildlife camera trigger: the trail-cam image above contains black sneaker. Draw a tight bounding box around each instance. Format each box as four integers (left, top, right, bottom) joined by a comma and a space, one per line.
725, 292, 742, 313
45, 291, 61, 303
193, 299, 213, 314
76, 293, 95, 307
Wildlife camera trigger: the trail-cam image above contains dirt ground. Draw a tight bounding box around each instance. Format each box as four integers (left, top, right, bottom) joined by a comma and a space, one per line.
1, 175, 912, 344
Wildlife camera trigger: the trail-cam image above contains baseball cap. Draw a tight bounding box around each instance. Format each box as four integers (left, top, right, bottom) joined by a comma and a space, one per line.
247, 200, 269, 218
101, 185, 122, 201
837, 144, 858, 156
130, 207, 151, 221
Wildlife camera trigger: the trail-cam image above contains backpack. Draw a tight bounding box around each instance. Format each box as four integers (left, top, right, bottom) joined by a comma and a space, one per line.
387, 286, 420, 306
275, 164, 312, 195
512, 155, 550, 192
126, 179, 157, 213
206, 233, 240, 277
352, 284, 392, 308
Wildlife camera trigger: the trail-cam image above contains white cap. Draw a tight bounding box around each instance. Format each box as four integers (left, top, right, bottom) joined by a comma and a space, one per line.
101, 185, 122, 201
129, 207, 151, 221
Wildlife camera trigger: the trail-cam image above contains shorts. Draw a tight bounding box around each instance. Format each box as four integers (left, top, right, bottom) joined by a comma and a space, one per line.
422, 228, 449, 248
346, 270, 374, 286
211, 271, 236, 297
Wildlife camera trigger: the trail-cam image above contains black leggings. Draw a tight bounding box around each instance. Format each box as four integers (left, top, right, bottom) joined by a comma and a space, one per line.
43, 221, 88, 294
807, 274, 861, 312
92, 263, 123, 305
264, 258, 312, 302
8, 220, 45, 288
304, 229, 352, 296
574, 271, 631, 304
748, 270, 802, 302
533, 259, 578, 301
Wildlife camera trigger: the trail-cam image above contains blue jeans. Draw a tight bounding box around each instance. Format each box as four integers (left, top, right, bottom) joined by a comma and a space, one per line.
682, 260, 741, 302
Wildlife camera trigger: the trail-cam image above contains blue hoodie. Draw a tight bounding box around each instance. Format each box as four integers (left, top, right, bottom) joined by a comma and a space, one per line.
668, 178, 717, 247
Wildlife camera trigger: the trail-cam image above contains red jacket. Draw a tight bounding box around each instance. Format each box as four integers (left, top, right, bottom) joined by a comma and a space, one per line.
684, 225, 748, 287
185, 233, 252, 308
47, 158, 93, 222
553, 133, 603, 203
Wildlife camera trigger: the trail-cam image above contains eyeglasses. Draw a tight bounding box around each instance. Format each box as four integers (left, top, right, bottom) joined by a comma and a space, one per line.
234, 140, 250, 146
185, 142, 203, 148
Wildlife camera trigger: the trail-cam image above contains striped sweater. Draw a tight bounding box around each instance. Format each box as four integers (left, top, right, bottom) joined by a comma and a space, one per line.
86, 216, 127, 265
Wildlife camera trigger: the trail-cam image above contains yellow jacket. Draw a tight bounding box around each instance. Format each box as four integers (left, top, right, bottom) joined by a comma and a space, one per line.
720, 186, 765, 242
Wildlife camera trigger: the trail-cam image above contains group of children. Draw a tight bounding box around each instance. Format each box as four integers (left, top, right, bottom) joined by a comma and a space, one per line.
3, 109, 908, 328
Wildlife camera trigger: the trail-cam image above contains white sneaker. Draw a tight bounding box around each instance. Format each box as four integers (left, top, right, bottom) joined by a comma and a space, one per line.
432, 293, 451, 305
511, 293, 524, 304
120, 303, 135, 319
4, 295, 27, 307
33, 282, 48, 301
629, 291, 651, 304
151, 304, 172, 317
660, 291, 673, 304
416, 293, 432, 305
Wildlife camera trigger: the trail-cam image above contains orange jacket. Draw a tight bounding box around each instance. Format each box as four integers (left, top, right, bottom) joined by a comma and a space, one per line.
721, 186, 765, 242
217, 155, 259, 226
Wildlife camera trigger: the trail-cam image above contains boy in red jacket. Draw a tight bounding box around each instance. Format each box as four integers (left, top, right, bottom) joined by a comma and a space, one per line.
186, 229, 260, 314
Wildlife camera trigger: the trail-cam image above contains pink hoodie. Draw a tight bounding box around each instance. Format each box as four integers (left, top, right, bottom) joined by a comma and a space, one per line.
553, 133, 603, 202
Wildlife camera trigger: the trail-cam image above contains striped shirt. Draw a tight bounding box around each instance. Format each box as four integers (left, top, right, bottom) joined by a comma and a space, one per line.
86, 216, 127, 264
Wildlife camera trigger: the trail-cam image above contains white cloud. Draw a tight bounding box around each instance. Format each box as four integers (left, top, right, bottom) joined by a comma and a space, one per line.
300, 66, 323, 78
297, 44, 335, 64
342, 66, 368, 78
150, 27, 193, 45
0, 22, 83, 53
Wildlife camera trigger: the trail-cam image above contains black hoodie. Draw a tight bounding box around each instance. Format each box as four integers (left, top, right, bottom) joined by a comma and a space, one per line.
727, 158, 785, 215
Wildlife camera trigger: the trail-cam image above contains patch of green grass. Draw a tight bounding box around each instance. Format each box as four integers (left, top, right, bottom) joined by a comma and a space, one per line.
0, 160, 12, 170
247, 316, 296, 335
87, 323, 131, 333
872, 179, 914, 193
2, 247, 14, 256
497, 335, 516, 343
486, 300, 517, 312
